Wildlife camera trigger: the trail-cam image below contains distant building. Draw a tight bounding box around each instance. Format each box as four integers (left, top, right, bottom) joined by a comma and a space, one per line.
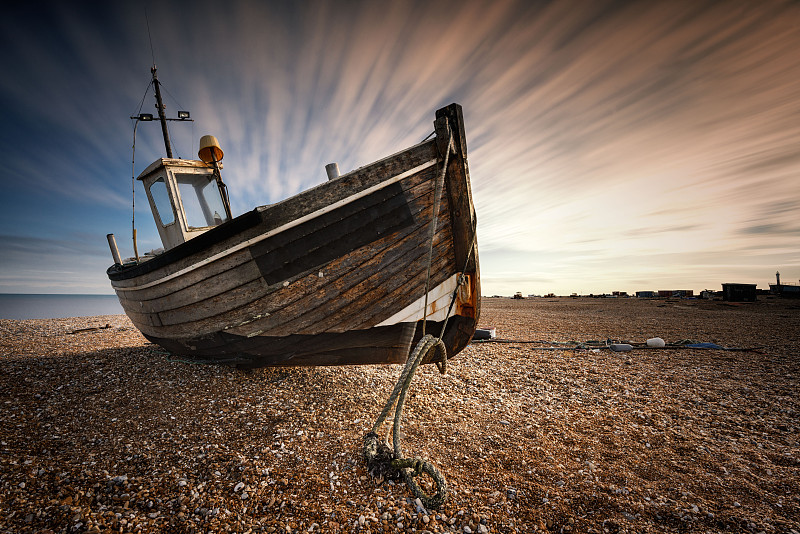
656, 289, 693, 298
722, 283, 757, 302
769, 271, 800, 298
770, 284, 800, 298
636, 291, 655, 298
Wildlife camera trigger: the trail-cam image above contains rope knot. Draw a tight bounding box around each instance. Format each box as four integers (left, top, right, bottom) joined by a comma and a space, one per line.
363, 432, 403, 483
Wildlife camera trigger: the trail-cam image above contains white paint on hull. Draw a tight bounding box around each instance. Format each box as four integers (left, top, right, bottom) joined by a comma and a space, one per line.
376, 274, 459, 326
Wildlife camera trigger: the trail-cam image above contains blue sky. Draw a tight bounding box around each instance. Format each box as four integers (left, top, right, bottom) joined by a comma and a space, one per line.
1, 0, 798, 296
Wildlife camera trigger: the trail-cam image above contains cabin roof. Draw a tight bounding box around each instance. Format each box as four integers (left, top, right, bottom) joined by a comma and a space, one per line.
136, 158, 216, 181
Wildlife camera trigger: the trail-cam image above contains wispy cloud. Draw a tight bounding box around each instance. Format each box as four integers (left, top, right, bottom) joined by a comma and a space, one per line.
1, 0, 799, 295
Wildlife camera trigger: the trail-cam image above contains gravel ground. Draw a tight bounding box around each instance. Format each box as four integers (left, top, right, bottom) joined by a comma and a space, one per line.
0, 297, 798, 533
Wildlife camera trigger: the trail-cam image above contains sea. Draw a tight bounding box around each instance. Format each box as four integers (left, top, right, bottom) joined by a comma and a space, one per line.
0, 294, 124, 320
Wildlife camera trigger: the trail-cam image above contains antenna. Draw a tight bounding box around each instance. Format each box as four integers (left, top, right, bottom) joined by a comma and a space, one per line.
145, 7, 156, 68
131, 12, 192, 158
141, 8, 177, 158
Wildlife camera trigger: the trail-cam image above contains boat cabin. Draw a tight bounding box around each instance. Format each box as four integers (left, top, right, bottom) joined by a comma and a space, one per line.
137, 157, 230, 250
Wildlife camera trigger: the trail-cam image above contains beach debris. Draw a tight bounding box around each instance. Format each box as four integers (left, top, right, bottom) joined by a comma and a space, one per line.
68, 323, 112, 335
646, 337, 666, 347
609, 343, 633, 352
472, 327, 496, 340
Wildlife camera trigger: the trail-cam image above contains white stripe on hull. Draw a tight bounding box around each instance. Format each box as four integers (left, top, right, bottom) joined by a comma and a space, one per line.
376, 274, 459, 326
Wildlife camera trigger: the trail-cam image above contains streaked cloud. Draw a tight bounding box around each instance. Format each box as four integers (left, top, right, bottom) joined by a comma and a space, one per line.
1, 0, 798, 295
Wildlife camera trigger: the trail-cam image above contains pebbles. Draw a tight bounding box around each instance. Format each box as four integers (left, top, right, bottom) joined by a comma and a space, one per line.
1, 298, 799, 532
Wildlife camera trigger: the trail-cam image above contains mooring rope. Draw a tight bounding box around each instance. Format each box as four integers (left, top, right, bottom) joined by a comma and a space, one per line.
364, 128, 471, 509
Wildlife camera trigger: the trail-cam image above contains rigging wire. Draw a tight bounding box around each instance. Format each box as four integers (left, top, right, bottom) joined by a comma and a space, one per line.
160, 83, 186, 111
131, 81, 153, 122
130, 81, 154, 260
131, 123, 139, 261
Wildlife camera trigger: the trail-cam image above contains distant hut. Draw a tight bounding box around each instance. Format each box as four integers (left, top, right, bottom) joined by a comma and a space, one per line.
721, 283, 757, 302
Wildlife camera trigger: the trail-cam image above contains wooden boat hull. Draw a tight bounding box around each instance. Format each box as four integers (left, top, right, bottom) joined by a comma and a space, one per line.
107, 104, 479, 367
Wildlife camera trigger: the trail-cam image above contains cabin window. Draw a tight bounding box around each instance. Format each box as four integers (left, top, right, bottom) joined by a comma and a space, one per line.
149, 177, 175, 226
175, 173, 229, 229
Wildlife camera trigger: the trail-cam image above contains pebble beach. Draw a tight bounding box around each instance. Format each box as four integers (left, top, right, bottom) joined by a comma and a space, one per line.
1, 296, 798, 533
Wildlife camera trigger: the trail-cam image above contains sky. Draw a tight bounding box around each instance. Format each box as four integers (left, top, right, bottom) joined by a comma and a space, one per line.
1, 0, 798, 297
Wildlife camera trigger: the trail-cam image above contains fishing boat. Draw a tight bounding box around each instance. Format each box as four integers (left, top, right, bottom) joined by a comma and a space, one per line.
106, 67, 479, 368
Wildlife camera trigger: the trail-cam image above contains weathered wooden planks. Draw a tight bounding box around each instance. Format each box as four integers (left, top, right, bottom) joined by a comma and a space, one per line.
116, 163, 445, 336
132, 192, 451, 339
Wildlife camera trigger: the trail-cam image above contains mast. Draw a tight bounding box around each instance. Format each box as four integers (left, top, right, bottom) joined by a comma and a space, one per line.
151, 65, 173, 158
